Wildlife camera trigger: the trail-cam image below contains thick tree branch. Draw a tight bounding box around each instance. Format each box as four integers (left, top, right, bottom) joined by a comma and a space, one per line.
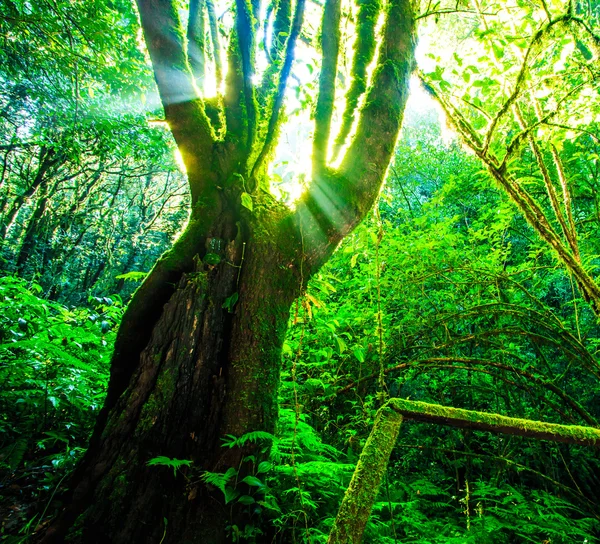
332, 0, 381, 160
250, 0, 306, 181
327, 404, 403, 544
235, 0, 258, 152
388, 398, 600, 446
136, 0, 216, 202
312, 0, 342, 176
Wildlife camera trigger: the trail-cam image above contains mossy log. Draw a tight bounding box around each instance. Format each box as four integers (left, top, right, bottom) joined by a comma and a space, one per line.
327, 404, 403, 544
328, 398, 600, 544
388, 398, 600, 447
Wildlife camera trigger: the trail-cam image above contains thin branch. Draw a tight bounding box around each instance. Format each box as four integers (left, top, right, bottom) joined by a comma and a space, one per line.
250, 0, 307, 181
415, 8, 496, 20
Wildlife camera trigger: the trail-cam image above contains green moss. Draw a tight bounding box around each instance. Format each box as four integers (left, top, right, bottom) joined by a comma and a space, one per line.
136, 367, 178, 436
328, 404, 403, 543
388, 398, 600, 446
332, 0, 381, 156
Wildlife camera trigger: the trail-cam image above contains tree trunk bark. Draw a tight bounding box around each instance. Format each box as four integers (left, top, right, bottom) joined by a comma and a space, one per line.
44, 205, 301, 543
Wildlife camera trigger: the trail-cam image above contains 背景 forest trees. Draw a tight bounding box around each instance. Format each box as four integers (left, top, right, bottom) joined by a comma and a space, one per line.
42, 0, 417, 541
0, 0, 189, 302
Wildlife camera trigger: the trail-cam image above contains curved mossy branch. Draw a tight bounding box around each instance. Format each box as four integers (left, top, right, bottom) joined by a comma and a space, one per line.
206, 0, 223, 85
250, 0, 306, 182
388, 398, 600, 446
327, 404, 403, 544
312, 0, 342, 177
136, 0, 216, 200
331, 0, 381, 160
237, 0, 258, 150
187, 0, 207, 90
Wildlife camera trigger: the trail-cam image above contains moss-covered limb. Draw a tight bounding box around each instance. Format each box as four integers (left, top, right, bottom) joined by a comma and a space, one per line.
206, 0, 223, 84
187, 0, 207, 89
336, 0, 415, 218
312, 0, 342, 176
336, 357, 597, 426
388, 398, 600, 447
250, 0, 306, 181
270, 0, 292, 61
235, 0, 258, 152
136, 0, 217, 197
290, 0, 415, 280
331, 0, 381, 160
327, 405, 403, 544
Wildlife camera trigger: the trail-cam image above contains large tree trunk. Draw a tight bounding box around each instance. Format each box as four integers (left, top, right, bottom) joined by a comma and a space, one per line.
40, 0, 416, 539
44, 204, 301, 543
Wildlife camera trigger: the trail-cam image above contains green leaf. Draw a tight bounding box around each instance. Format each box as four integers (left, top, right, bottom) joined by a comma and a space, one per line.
257, 461, 272, 474
241, 192, 253, 211
147, 456, 192, 477
114, 271, 148, 282
204, 253, 221, 265
237, 495, 256, 505
353, 347, 365, 363
241, 475, 264, 487
576, 40, 593, 61
491, 42, 504, 60
222, 292, 239, 313
224, 486, 240, 504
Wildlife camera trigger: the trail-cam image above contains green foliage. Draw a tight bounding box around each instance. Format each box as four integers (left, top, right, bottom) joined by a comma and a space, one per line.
146, 456, 193, 477
0, 275, 120, 534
